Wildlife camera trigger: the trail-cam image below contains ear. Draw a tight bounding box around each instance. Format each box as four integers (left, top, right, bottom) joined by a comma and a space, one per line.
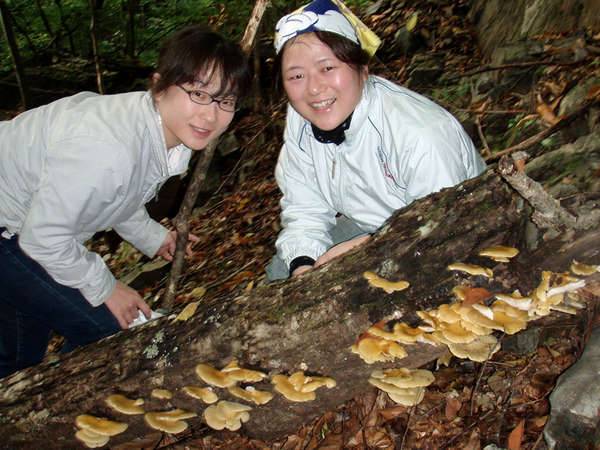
151, 73, 163, 103
360, 65, 369, 84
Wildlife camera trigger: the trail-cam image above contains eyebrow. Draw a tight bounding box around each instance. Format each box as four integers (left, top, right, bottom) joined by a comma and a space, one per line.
283, 65, 304, 73
284, 57, 335, 73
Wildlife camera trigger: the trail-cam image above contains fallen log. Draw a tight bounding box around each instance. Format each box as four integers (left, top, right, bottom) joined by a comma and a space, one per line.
1, 135, 599, 447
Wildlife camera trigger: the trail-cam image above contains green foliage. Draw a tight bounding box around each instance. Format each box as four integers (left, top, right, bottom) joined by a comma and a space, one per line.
0, 0, 379, 91
429, 81, 471, 107
0, 0, 264, 75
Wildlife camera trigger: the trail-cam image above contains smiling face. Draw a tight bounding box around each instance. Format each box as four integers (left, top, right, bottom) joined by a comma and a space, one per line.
153, 71, 235, 151
281, 32, 367, 131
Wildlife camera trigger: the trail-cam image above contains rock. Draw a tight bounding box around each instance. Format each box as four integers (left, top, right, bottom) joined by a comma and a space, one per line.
468, 0, 600, 59
490, 40, 545, 65
544, 327, 600, 449
501, 327, 540, 356
558, 77, 600, 118
405, 54, 444, 88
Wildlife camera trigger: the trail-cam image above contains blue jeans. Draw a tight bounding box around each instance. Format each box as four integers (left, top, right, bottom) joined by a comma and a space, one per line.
0, 229, 121, 378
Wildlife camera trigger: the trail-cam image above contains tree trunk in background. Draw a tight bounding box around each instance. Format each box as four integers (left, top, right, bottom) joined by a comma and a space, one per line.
34, 0, 57, 51
88, 0, 104, 94
53, 0, 76, 55
0, 0, 29, 109
124, 0, 137, 58
1, 140, 599, 446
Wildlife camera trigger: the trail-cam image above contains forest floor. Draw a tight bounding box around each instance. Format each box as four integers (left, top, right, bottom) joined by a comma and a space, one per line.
38, 0, 600, 448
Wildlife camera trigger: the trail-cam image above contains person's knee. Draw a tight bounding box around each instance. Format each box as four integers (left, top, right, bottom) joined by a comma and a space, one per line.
265, 254, 290, 281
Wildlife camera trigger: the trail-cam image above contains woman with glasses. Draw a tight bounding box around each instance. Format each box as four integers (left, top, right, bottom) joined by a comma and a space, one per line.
0, 25, 251, 378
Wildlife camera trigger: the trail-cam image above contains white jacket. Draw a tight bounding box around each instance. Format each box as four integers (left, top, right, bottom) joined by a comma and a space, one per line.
275, 75, 486, 267
0, 91, 191, 306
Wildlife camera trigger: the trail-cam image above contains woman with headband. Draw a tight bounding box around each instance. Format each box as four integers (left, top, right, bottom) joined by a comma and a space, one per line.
266, 0, 486, 280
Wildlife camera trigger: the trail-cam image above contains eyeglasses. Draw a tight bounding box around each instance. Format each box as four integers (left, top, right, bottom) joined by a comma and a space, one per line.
176, 84, 238, 113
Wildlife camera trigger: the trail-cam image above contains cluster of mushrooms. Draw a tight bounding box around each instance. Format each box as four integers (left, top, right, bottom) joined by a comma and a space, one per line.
75, 359, 336, 447
352, 245, 598, 407
74, 245, 598, 446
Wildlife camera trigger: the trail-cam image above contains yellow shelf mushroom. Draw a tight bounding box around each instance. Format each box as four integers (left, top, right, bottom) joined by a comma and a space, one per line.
204, 401, 251, 431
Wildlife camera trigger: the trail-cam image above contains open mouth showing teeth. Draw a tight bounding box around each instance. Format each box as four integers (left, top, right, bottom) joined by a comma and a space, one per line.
311, 99, 335, 109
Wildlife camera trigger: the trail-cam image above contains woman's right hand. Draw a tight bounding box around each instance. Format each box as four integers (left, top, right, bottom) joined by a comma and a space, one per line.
291, 264, 313, 277
104, 282, 151, 329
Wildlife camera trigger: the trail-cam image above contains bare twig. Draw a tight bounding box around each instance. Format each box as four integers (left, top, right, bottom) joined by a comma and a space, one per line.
440, 410, 493, 449
456, 108, 528, 115
399, 401, 417, 450
475, 115, 491, 156
532, 430, 545, 449
162, 0, 271, 307
495, 387, 515, 445
469, 333, 505, 416
485, 99, 599, 162
498, 155, 578, 230
163, 142, 217, 304
460, 58, 590, 79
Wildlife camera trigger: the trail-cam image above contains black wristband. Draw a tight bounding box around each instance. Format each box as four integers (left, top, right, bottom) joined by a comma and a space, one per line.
289, 256, 316, 276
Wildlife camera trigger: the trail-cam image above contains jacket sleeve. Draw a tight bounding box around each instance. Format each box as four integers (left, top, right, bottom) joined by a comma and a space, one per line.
275, 119, 337, 268
18, 139, 125, 307
113, 207, 168, 258
393, 117, 486, 205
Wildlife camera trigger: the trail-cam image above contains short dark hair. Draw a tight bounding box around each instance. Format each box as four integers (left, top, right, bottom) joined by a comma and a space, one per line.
151, 25, 251, 102
312, 31, 371, 70
276, 30, 370, 89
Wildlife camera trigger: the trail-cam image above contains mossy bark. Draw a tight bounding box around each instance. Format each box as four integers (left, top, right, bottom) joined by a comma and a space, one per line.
0, 147, 598, 447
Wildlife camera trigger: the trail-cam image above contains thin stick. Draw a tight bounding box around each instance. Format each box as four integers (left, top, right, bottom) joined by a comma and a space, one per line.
399, 400, 418, 450
485, 99, 598, 162
162, 0, 271, 307
441, 410, 493, 449
475, 115, 491, 156
163, 142, 216, 305
457, 58, 590, 80
456, 108, 528, 115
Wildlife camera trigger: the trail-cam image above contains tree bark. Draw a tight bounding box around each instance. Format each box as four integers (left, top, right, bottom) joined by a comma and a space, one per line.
123, 0, 137, 58
1, 139, 599, 446
0, 0, 29, 109
88, 0, 104, 94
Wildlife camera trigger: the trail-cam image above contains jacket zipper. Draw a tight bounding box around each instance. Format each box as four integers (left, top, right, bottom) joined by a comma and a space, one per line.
331, 156, 336, 179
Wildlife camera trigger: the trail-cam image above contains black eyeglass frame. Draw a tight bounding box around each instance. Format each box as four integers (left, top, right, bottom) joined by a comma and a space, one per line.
176, 84, 238, 113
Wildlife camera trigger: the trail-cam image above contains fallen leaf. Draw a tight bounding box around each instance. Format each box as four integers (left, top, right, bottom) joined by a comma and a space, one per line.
445, 396, 462, 420
515, 113, 538, 128
406, 12, 418, 32
462, 287, 493, 306
542, 80, 566, 97
507, 419, 525, 450
469, 98, 491, 113
465, 428, 481, 450
530, 415, 548, 429
172, 301, 200, 322
189, 286, 206, 299
536, 101, 558, 125
379, 405, 406, 421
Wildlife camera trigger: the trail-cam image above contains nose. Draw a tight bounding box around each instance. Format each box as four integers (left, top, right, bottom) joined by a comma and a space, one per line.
199, 100, 218, 122
307, 74, 326, 95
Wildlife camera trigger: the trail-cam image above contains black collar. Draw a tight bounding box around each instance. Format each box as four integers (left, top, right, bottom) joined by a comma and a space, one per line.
311, 113, 353, 145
